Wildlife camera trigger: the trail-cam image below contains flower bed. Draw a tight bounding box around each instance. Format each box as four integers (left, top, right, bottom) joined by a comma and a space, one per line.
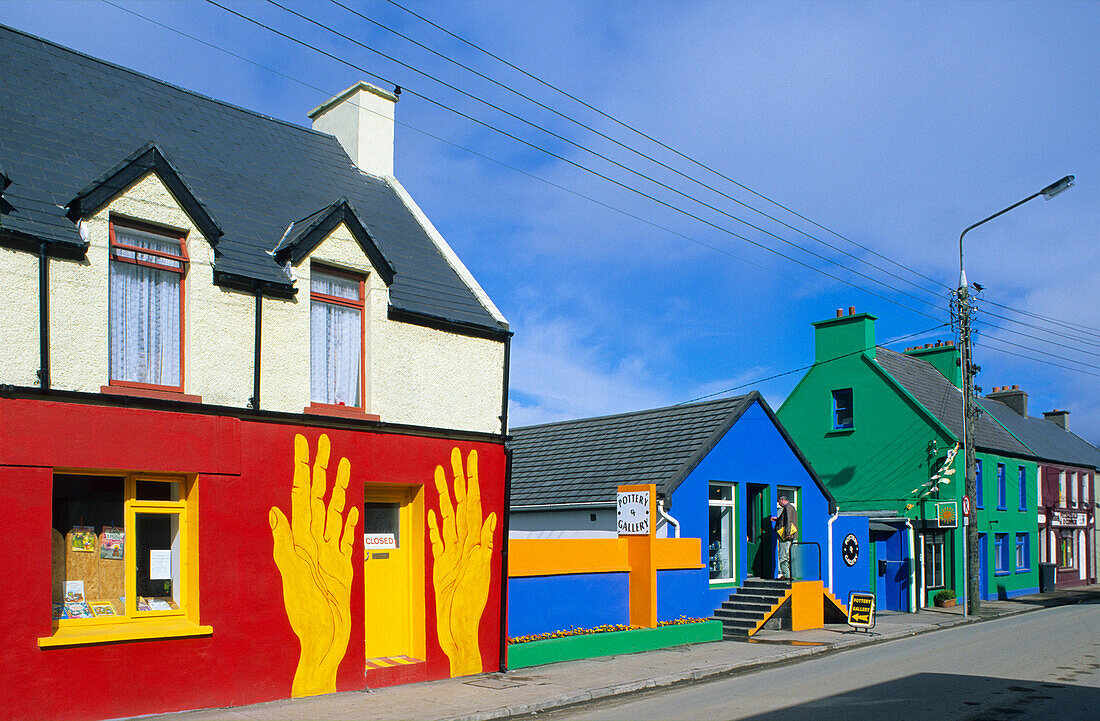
506, 618, 723, 669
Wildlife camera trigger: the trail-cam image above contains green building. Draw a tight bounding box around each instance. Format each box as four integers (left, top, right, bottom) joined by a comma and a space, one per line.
778, 309, 1040, 610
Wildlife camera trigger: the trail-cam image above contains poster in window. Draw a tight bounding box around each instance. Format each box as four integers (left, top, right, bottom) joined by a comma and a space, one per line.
99, 527, 124, 560
51, 602, 67, 620
70, 526, 97, 553
64, 580, 85, 604
149, 549, 172, 580
88, 600, 117, 617
65, 601, 94, 619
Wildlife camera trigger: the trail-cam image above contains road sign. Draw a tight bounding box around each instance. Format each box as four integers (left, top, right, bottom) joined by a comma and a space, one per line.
962, 495, 971, 517
847, 592, 876, 630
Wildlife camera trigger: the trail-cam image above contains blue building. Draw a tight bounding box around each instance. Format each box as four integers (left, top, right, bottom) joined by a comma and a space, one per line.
508, 394, 865, 637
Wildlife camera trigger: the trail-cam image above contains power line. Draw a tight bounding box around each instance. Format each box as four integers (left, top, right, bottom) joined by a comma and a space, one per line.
203, 0, 950, 323
328, 0, 946, 304
980, 296, 1100, 340
381, 0, 952, 294
975, 340, 1100, 380
674, 323, 951, 405
260, 0, 949, 315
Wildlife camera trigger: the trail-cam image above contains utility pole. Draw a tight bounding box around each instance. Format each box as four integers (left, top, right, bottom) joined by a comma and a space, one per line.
955, 175, 1074, 617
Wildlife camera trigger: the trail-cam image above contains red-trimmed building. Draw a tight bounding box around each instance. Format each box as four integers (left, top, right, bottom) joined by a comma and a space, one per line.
0, 25, 510, 720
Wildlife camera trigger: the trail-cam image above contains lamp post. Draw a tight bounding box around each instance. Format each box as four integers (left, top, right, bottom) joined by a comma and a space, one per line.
957, 175, 1074, 616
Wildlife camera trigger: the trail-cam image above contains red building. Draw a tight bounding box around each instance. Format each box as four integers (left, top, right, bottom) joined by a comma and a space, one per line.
0, 25, 510, 720
983, 390, 1098, 589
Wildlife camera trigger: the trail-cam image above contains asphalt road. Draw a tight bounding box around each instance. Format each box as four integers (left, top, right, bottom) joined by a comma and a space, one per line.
542, 600, 1100, 721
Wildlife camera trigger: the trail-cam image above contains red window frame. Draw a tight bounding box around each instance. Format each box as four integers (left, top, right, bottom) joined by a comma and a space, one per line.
104, 216, 189, 397
307, 263, 369, 416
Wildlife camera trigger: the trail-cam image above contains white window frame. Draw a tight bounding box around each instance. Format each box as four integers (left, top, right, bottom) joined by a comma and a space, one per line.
708, 482, 737, 585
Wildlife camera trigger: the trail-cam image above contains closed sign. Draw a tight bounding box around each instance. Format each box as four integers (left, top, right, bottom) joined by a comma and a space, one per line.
616, 490, 651, 535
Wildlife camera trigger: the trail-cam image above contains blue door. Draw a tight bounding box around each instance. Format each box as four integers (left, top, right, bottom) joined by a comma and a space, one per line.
873, 528, 908, 611
978, 533, 987, 601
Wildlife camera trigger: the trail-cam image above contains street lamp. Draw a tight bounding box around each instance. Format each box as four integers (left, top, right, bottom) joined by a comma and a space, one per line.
956, 174, 1074, 616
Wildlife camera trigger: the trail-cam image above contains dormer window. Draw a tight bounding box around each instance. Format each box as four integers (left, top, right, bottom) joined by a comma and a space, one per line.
310, 265, 365, 409
108, 219, 187, 391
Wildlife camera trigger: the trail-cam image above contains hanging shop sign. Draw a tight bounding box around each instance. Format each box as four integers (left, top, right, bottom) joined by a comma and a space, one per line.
847, 591, 876, 630
936, 502, 958, 528
1051, 511, 1088, 527
616, 489, 651, 536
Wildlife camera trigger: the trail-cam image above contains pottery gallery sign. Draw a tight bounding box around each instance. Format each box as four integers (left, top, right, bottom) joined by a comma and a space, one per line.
616, 490, 651, 535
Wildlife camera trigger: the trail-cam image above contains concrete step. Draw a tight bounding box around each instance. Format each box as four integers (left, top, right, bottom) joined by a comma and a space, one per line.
713, 608, 766, 623
741, 578, 792, 591
715, 617, 756, 631
720, 600, 773, 613
729, 591, 785, 605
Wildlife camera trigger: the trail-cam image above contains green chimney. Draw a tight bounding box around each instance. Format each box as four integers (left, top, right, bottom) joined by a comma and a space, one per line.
812, 307, 877, 363
904, 342, 962, 388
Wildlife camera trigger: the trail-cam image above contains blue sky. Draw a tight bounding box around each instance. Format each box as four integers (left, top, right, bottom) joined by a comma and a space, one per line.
3, 1, 1098, 442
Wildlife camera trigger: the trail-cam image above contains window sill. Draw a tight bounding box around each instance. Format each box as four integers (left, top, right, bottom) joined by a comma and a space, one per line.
825, 428, 855, 437
38, 618, 212, 648
101, 384, 202, 403
994, 571, 1010, 577
709, 579, 739, 588
1015, 569, 1030, 574
305, 403, 380, 421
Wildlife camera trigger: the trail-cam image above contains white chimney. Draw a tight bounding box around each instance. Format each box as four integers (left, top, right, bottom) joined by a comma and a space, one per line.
308, 82, 398, 177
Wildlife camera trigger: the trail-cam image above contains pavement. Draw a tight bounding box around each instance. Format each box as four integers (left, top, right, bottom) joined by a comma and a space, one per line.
144, 584, 1100, 721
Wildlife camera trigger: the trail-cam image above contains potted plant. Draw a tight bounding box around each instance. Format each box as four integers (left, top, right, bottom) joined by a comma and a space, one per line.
933, 589, 956, 608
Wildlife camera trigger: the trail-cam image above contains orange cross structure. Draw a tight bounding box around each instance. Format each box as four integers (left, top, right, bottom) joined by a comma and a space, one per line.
509, 484, 704, 629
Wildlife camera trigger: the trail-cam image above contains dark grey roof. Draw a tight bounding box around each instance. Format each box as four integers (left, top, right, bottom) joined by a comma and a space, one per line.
979, 398, 1100, 471
0, 25, 503, 333
509, 396, 753, 508
873, 347, 1031, 457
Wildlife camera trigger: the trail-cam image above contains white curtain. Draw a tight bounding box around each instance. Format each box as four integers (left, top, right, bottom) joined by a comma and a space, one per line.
310, 271, 361, 406
109, 227, 181, 386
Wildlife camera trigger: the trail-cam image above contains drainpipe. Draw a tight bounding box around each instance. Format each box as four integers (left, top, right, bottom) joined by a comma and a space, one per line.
904, 518, 918, 613
657, 499, 680, 538
249, 284, 262, 409
499, 334, 511, 435
498, 444, 512, 672
37, 241, 50, 389
827, 507, 839, 592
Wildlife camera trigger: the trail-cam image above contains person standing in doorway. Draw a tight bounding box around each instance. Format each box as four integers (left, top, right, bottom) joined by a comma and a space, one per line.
771, 496, 797, 580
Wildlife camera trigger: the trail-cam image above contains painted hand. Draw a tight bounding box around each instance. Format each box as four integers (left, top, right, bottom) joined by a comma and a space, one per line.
428, 448, 497, 677
270, 433, 359, 697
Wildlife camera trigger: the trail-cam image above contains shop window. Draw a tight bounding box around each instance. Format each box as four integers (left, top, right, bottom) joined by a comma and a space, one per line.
996, 463, 1006, 510
708, 483, 736, 583
1057, 529, 1075, 569
51, 473, 193, 626
108, 219, 187, 391
831, 389, 853, 430
994, 533, 1009, 574
310, 264, 365, 409
1015, 533, 1030, 571
923, 533, 945, 589
1018, 466, 1027, 511
975, 460, 984, 509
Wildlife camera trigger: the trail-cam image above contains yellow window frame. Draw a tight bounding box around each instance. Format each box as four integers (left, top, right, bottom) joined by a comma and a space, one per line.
40, 472, 210, 647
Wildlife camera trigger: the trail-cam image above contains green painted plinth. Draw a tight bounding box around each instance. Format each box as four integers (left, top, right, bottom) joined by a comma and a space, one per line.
507, 620, 723, 669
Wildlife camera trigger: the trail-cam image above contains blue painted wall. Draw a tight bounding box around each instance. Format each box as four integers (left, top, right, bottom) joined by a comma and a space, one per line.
829, 515, 870, 602
508, 572, 630, 637
664, 400, 833, 618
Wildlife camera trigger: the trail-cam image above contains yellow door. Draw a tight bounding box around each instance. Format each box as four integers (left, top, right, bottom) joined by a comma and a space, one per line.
363, 487, 424, 662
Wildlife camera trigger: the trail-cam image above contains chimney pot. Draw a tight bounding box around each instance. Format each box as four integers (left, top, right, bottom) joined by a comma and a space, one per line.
1012, 384, 1019, 390
836, 309, 843, 318
924, 343, 933, 348
947, 340, 954, 346
847, 306, 856, 315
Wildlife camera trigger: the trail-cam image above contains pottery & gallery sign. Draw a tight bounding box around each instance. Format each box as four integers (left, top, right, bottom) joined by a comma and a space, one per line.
616, 489, 651, 535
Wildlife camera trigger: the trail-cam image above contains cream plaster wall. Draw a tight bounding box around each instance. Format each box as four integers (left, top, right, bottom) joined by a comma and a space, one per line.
373, 321, 504, 434
9, 174, 504, 432
50, 171, 254, 404
0, 244, 41, 386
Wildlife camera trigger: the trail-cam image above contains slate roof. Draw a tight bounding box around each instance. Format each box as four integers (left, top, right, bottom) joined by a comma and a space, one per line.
979, 398, 1100, 471
873, 347, 1031, 457
0, 25, 504, 333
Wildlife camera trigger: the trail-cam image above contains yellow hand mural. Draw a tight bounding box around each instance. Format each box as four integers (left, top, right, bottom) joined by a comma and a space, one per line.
428, 447, 497, 677
270, 434, 360, 698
